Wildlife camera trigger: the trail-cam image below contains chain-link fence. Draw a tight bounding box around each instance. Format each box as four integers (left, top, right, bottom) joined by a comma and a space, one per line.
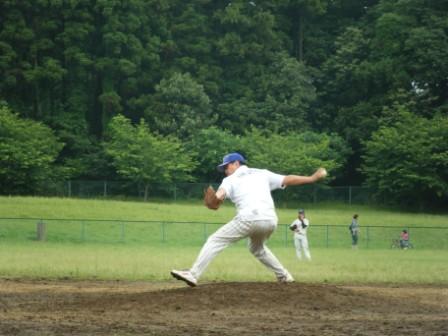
1, 218, 446, 249
39, 180, 374, 205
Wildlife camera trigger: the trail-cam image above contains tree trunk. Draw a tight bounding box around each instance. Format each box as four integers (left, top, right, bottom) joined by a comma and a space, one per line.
86, 69, 103, 138
88, 9, 105, 138
144, 184, 149, 202
297, 12, 304, 62
33, 58, 42, 119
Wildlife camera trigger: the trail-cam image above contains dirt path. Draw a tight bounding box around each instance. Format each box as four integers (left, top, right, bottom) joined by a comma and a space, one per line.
0, 279, 447, 335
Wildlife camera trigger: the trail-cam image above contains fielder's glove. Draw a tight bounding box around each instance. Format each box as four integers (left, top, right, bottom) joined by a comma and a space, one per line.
289, 224, 298, 231
203, 186, 223, 210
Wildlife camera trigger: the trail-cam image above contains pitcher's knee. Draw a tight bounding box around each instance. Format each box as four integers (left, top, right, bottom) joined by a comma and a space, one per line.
207, 234, 228, 244
250, 246, 265, 258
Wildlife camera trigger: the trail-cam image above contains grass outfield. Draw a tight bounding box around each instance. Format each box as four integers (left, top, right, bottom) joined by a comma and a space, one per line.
0, 243, 447, 284
0, 196, 447, 284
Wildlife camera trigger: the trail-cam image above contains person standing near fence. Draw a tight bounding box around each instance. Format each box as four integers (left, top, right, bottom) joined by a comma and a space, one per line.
400, 229, 409, 249
170, 152, 327, 287
289, 209, 311, 261
349, 214, 360, 248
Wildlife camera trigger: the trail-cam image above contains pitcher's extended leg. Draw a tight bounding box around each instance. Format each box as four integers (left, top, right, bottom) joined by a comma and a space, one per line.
190, 218, 250, 279
248, 221, 292, 279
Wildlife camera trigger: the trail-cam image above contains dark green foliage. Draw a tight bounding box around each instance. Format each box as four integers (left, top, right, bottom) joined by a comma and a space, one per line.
185, 127, 243, 182
362, 107, 448, 208
0, 104, 63, 194
47, 112, 112, 180
185, 127, 349, 182
103, 114, 196, 200
148, 72, 216, 139
0, 0, 447, 208
241, 128, 345, 177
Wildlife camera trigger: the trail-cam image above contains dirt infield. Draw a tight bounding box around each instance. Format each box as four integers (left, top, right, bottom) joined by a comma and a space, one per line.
0, 279, 447, 336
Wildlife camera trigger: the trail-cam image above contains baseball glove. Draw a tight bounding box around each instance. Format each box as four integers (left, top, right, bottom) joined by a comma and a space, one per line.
289, 224, 298, 231
203, 186, 223, 210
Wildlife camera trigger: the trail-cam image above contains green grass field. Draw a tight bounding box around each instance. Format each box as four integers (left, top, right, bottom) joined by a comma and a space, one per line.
0, 196, 447, 284
0, 243, 446, 284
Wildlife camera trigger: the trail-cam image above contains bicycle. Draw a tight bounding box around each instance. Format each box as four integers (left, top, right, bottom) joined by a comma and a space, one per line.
391, 239, 413, 249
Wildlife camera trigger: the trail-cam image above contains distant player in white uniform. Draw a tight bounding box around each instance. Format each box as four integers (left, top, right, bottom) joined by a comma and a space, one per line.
289, 209, 311, 261
171, 153, 327, 287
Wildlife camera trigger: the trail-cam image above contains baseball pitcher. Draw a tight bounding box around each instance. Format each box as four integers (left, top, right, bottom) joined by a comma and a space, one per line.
171, 152, 327, 287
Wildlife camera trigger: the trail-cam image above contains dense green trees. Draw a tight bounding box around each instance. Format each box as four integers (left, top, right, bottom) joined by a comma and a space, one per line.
184, 126, 346, 183
0, 104, 63, 194
148, 72, 216, 139
104, 114, 196, 200
1, 0, 447, 207
362, 108, 448, 208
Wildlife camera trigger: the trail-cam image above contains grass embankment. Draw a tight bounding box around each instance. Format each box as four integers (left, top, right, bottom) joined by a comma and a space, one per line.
1, 196, 447, 226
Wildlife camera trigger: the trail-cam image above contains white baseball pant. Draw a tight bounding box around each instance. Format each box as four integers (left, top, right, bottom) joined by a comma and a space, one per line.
294, 233, 311, 260
190, 217, 291, 280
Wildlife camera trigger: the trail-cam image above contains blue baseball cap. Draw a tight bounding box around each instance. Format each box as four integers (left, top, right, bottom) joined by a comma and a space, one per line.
298, 209, 305, 214
217, 152, 246, 172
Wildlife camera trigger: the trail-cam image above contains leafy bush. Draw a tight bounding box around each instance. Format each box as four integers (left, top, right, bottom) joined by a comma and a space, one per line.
0, 104, 63, 194
241, 128, 345, 176
362, 109, 448, 208
104, 115, 197, 200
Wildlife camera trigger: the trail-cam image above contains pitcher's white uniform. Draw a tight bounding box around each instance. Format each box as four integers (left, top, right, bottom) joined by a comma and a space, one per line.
190, 165, 292, 281
290, 217, 311, 260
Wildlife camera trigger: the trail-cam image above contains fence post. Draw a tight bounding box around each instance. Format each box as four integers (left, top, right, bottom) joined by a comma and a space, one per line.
326, 225, 329, 248
174, 184, 177, 201
366, 226, 370, 248
407, 227, 410, 245
103, 181, 107, 197
67, 181, 72, 197
284, 224, 288, 247
203, 223, 207, 242
37, 220, 46, 241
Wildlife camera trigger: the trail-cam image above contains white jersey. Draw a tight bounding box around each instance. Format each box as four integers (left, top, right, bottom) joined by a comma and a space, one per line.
290, 218, 309, 235
219, 165, 285, 221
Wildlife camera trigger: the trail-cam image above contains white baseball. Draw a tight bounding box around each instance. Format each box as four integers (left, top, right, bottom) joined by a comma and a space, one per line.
320, 168, 327, 178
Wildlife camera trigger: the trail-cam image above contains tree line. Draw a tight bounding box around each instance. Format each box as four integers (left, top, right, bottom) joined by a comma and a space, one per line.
0, 0, 447, 208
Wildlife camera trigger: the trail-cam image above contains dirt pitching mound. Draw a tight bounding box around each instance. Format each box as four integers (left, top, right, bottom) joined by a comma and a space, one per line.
0, 280, 447, 335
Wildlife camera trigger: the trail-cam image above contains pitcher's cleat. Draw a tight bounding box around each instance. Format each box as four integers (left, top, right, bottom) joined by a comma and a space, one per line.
171, 269, 198, 287
278, 273, 295, 283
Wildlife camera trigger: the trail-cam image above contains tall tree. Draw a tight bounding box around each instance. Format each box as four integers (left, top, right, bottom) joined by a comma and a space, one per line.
104, 114, 196, 200
0, 1, 67, 119
277, 0, 329, 61
218, 52, 316, 133
148, 72, 216, 139
314, 0, 448, 183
